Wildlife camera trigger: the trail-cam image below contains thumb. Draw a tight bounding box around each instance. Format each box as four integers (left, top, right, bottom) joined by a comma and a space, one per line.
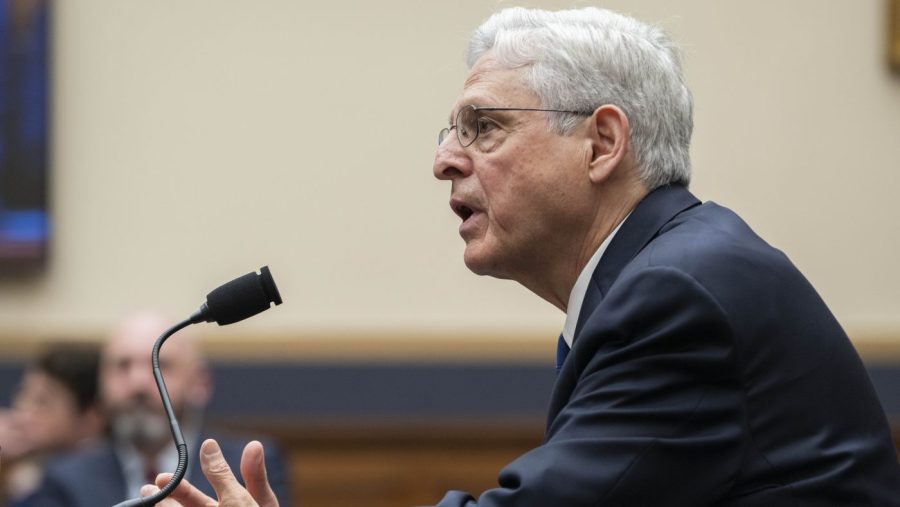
240, 441, 279, 507
199, 439, 252, 502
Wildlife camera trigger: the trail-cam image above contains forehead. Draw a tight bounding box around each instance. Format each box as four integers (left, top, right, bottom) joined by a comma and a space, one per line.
22, 369, 66, 393
451, 56, 540, 118
18, 370, 75, 405
103, 315, 197, 363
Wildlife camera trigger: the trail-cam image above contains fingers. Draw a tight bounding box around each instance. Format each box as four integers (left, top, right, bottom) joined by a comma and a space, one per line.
199, 439, 256, 503
139, 484, 160, 499
154, 473, 217, 507
155, 473, 173, 488
139, 483, 184, 506
240, 441, 279, 507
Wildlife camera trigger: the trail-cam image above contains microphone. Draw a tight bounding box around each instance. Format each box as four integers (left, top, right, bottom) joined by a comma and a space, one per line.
195, 265, 283, 325
112, 266, 283, 507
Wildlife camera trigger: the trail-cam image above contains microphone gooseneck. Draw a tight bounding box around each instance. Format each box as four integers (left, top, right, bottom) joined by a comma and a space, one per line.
111, 266, 282, 507
111, 318, 193, 507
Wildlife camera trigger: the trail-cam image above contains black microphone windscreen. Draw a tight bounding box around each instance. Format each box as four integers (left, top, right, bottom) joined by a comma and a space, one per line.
204, 266, 282, 325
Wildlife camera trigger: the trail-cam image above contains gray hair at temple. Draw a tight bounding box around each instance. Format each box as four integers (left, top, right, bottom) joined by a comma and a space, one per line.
467, 7, 693, 189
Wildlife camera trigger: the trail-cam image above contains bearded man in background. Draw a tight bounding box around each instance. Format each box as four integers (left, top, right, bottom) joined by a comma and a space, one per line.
27, 311, 291, 507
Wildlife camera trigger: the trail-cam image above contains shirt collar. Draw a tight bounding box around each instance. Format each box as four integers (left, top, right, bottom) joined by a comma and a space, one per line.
561, 215, 629, 348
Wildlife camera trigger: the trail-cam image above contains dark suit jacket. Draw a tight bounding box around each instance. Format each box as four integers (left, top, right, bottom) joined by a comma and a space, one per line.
23, 431, 291, 507
435, 185, 900, 506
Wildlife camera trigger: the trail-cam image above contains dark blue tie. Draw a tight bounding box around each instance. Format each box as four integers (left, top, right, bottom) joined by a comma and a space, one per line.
556, 333, 570, 373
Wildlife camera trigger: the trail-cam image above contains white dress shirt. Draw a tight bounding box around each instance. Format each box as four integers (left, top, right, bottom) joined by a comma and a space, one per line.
561, 216, 629, 348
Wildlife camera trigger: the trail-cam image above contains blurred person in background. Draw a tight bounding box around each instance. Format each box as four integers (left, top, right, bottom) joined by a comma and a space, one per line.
0, 344, 104, 507
27, 311, 291, 507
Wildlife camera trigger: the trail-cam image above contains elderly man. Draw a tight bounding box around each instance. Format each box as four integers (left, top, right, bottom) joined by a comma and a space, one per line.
27, 311, 290, 507
144, 7, 900, 507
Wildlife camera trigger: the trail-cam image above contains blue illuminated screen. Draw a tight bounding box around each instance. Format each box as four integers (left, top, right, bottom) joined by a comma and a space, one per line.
0, 0, 48, 269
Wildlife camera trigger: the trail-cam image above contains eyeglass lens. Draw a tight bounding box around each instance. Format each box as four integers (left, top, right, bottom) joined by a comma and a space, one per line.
456, 106, 477, 147
438, 106, 480, 147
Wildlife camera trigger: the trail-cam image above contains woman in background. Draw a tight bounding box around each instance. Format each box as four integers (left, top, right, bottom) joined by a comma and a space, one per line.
0, 344, 105, 506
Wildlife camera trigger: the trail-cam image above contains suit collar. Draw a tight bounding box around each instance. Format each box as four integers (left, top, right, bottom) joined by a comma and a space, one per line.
573, 185, 700, 340
86, 440, 130, 504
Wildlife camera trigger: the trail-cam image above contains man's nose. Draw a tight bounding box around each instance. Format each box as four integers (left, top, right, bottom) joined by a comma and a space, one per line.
127, 364, 156, 393
433, 137, 473, 181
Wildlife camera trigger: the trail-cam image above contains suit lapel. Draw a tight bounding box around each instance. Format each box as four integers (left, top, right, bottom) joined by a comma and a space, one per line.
572, 185, 701, 343
101, 441, 130, 506
546, 185, 700, 437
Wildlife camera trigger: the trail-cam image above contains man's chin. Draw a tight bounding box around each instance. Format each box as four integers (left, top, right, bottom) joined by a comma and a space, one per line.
463, 246, 511, 280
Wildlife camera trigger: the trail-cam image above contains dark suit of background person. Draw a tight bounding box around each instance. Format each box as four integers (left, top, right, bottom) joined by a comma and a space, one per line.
436, 184, 900, 507
24, 433, 289, 507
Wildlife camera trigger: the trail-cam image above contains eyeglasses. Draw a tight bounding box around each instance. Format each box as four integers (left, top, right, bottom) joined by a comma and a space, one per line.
438, 105, 591, 147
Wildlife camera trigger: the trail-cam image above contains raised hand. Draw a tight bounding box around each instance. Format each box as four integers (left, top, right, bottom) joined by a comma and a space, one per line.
140, 439, 278, 507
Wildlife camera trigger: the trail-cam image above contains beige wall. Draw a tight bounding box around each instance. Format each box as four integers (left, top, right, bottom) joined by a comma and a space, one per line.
0, 0, 898, 346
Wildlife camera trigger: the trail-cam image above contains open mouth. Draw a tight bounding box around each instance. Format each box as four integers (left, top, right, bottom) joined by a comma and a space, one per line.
454, 204, 475, 221
450, 197, 480, 225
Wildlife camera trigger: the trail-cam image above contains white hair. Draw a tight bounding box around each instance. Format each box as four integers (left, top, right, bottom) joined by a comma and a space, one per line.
467, 7, 693, 189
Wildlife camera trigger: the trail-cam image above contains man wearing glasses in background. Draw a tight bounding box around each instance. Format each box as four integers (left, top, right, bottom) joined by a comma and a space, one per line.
143, 7, 900, 507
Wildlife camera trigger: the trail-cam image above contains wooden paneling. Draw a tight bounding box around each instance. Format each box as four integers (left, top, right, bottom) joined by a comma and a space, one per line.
216, 420, 543, 507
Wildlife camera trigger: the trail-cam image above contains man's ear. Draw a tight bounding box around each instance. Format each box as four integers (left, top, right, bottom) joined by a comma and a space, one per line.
587, 105, 630, 184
